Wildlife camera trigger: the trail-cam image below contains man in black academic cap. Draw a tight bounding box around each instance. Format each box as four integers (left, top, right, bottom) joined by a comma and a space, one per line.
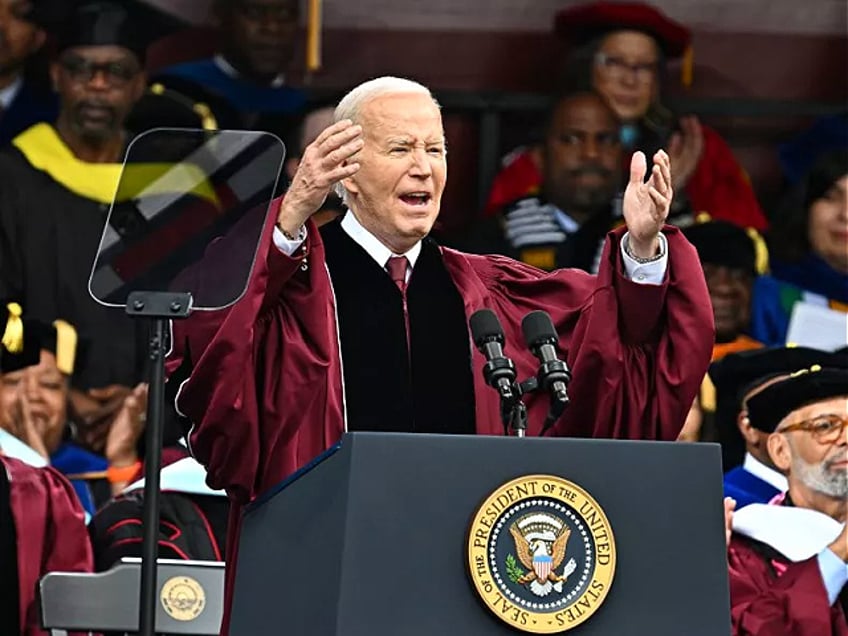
156, 0, 307, 150
0, 0, 174, 451
728, 366, 848, 633
710, 346, 848, 507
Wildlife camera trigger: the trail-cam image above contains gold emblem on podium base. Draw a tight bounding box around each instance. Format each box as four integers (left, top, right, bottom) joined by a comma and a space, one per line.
467, 475, 616, 633
160, 575, 206, 622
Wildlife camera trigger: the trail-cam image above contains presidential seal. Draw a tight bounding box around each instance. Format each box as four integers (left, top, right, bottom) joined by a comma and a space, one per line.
467, 475, 616, 633
160, 575, 206, 622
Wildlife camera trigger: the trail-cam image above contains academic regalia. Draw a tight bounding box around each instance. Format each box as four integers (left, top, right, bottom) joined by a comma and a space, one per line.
155, 57, 307, 151
708, 346, 847, 470
486, 2, 768, 230
89, 455, 228, 570
729, 496, 847, 635
723, 456, 785, 510
750, 257, 848, 347
165, 200, 714, 631
0, 80, 58, 148
0, 455, 92, 636
465, 196, 624, 274
0, 125, 144, 389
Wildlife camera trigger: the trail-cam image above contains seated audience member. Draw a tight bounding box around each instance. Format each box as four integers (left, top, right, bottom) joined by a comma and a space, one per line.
710, 347, 847, 504
683, 219, 767, 361
728, 366, 847, 634
0, 306, 91, 636
0, 0, 58, 147
779, 112, 848, 187
0, 0, 177, 450
751, 150, 848, 347
467, 89, 625, 273
485, 1, 767, 231
89, 452, 228, 570
156, 0, 307, 151
676, 219, 766, 442
0, 306, 144, 516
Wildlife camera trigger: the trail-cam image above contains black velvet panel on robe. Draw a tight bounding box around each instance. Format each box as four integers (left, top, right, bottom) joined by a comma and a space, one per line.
321, 220, 476, 435
0, 467, 20, 635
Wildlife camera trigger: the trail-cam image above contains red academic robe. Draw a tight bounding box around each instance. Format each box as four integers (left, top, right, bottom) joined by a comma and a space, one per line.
167, 198, 714, 632
1, 456, 93, 636
484, 125, 769, 231
729, 534, 848, 635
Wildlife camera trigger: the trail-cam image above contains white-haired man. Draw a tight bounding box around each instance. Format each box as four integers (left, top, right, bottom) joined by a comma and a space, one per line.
166, 76, 713, 631
729, 367, 848, 634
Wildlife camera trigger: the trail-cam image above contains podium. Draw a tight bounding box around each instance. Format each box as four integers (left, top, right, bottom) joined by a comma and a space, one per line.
230, 433, 731, 635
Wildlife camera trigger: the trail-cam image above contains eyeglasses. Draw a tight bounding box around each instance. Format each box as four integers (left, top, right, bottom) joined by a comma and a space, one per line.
778, 414, 848, 444
594, 53, 658, 85
59, 56, 141, 87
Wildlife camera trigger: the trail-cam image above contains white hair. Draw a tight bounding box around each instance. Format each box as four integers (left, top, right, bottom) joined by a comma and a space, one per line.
332, 76, 441, 203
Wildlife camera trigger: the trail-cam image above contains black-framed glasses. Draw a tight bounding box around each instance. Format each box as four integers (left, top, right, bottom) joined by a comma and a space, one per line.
594, 52, 658, 85
778, 414, 848, 444
60, 56, 141, 87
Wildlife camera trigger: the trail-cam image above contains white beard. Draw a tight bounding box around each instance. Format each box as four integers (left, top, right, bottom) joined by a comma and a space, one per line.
793, 453, 848, 498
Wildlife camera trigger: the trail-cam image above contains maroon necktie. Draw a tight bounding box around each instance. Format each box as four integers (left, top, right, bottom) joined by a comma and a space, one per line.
386, 255, 409, 293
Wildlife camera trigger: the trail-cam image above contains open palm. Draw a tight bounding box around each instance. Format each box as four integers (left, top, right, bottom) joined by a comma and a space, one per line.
622, 150, 673, 254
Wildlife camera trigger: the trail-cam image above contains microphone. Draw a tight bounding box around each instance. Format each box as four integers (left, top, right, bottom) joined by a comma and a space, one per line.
469, 309, 517, 402
521, 310, 571, 434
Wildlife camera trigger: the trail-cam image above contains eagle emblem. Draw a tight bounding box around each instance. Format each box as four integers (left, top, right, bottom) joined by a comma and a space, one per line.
509, 513, 578, 597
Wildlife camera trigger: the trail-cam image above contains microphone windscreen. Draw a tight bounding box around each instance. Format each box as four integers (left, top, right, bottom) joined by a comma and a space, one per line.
521, 310, 557, 348
470, 309, 504, 346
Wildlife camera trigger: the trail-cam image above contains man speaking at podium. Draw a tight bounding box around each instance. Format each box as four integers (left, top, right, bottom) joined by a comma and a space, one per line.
166, 77, 713, 627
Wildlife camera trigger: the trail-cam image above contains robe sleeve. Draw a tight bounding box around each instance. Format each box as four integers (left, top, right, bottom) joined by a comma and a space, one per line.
3, 457, 92, 636
486, 224, 713, 440
685, 126, 769, 231
728, 536, 842, 635
166, 201, 343, 503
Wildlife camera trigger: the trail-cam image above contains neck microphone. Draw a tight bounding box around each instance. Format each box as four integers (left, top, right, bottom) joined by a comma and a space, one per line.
469, 309, 517, 401
521, 310, 571, 434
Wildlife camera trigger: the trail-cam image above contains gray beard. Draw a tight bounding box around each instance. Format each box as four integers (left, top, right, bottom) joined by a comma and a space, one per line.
793, 453, 848, 498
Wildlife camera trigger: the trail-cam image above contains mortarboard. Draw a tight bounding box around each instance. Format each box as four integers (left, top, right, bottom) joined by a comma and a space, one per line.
778, 113, 848, 185
683, 218, 768, 276
746, 366, 848, 434
0, 303, 78, 376
45, 0, 186, 64
554, 1, 693, 86
709, 346, 848, 431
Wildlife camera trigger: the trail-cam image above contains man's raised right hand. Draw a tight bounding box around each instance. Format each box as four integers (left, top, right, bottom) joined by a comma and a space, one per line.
276, 119, 363, 236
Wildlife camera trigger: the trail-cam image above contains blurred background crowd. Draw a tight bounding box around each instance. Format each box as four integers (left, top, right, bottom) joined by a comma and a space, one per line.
0, 0, 845, 633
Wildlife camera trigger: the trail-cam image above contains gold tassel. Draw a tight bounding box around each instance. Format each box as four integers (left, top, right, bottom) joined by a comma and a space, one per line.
306, 0, 322, 72
52, 319, 77, 376
2, 302, 23, 354
681, 44, 694, 88
745, 228, 770, 275
700, 373, 716, 413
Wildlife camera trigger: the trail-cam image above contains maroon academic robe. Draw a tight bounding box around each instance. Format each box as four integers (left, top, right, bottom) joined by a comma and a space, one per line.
729, 535, 848, 635
1, 456, 93, 636
167, 198, 714, 632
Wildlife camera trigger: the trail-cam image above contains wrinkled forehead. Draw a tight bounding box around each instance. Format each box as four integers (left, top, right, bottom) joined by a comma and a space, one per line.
360, 93, 445, 141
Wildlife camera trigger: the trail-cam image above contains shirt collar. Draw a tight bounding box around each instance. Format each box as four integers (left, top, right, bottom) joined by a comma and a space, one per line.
743, 452, 789, 493
213, 54, 286, 88
0, 76, 23, 110
341, 211, 422, 270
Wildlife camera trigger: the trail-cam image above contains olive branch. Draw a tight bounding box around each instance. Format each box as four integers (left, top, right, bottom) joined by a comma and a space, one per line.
505, 554, 525, 583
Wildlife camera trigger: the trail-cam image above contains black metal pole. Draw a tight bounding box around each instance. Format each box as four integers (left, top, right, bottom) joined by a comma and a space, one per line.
139, 317, 167, 636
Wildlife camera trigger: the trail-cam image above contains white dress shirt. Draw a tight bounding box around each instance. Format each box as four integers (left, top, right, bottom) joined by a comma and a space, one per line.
273, 211, 668, 284
0, 75, 23, 111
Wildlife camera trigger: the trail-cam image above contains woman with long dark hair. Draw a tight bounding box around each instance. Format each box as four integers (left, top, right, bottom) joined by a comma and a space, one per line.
750, 150, 848, 345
